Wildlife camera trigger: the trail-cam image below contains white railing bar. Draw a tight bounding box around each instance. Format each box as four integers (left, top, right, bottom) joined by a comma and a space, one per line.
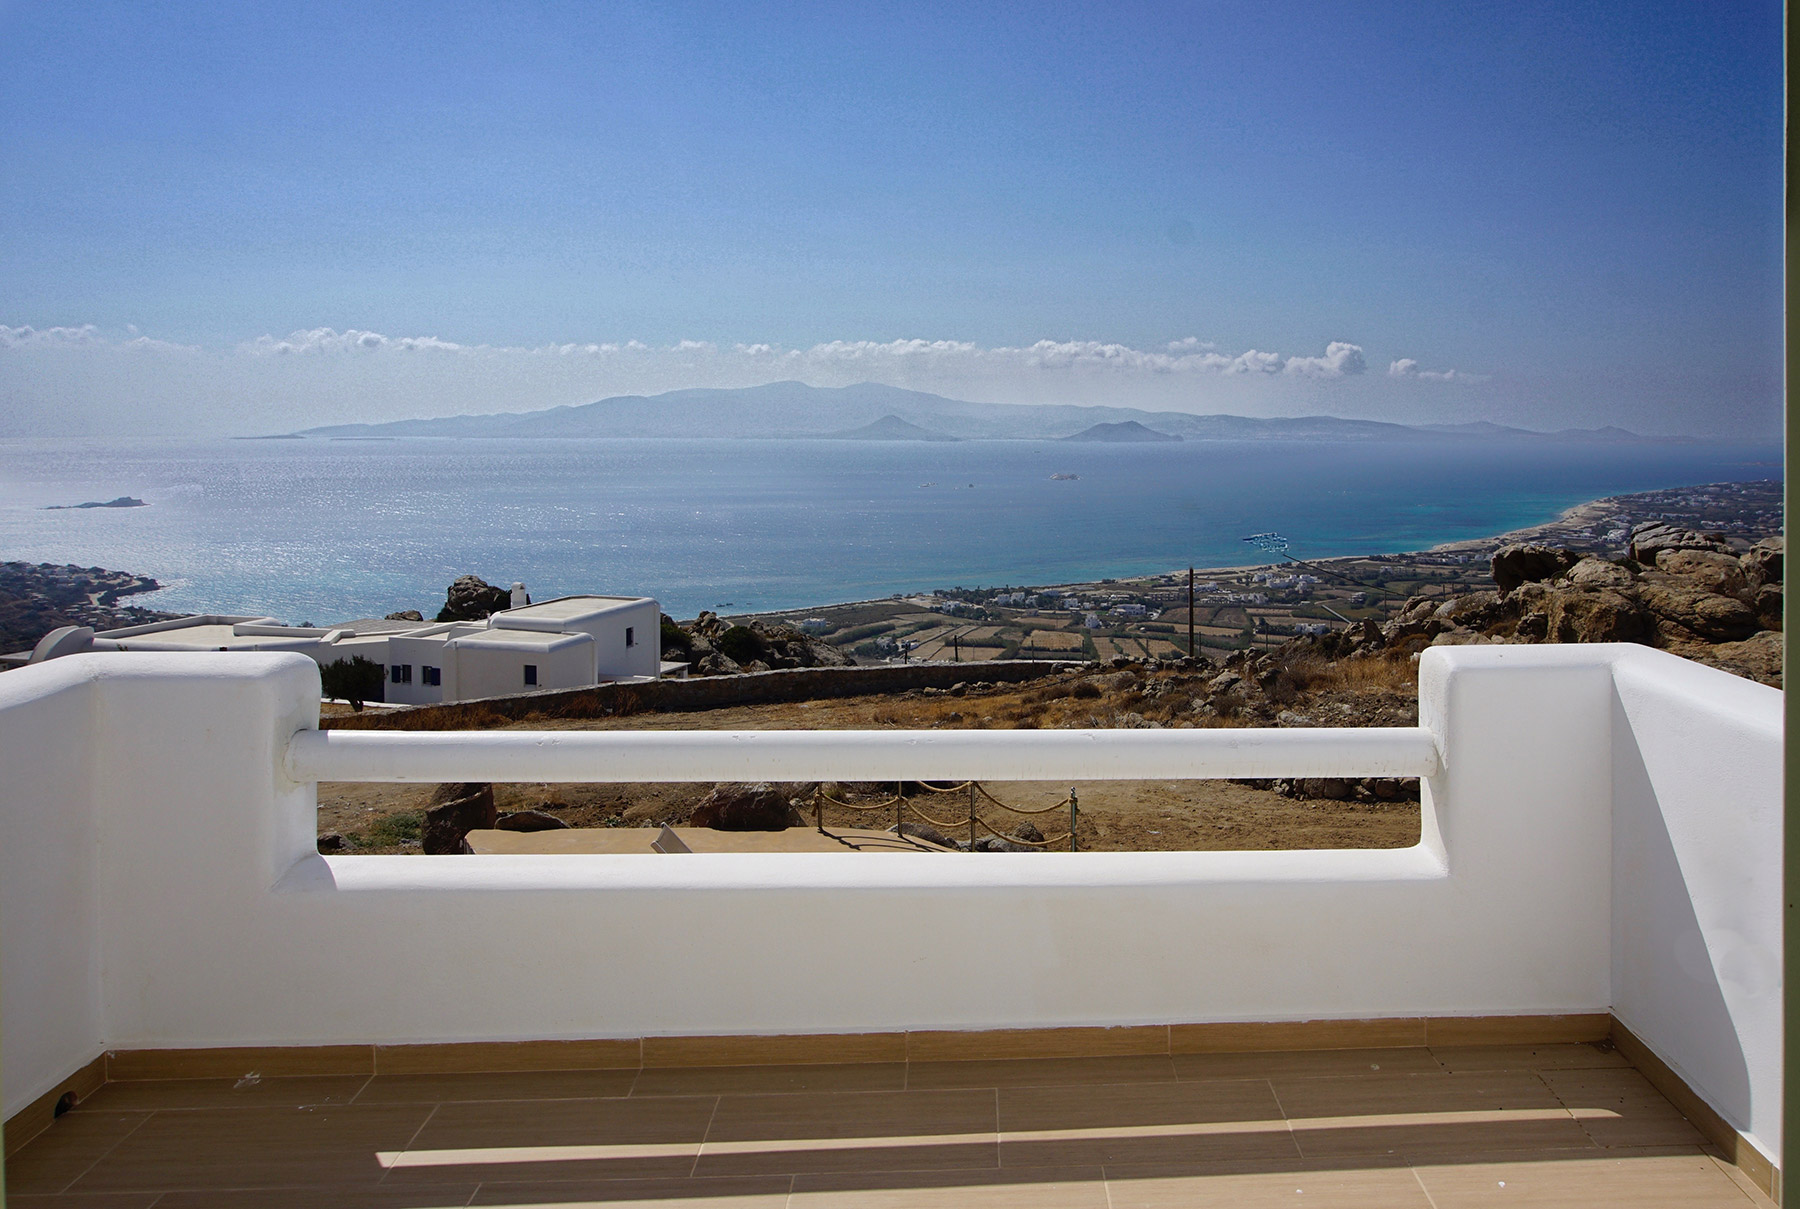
285, 726, 1441, 785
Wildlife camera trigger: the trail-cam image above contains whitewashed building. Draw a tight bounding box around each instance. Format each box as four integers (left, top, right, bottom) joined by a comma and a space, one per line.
12, 590, 667, 705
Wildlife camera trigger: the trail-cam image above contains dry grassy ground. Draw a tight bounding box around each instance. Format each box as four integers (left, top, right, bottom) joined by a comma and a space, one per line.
319, 655, 1423, 855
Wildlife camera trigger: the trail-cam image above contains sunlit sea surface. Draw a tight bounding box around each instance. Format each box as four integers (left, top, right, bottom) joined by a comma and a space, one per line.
0, 437, 1781, 623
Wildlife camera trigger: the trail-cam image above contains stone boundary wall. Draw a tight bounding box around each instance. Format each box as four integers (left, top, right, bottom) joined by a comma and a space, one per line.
322, 659, 1081, 730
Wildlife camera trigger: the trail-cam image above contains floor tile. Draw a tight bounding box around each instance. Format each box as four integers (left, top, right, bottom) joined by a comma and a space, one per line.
1274, 1071, 1594, 1159
696, 1088, 999, 1176
153, 1187, 478, 1208
1173, 1048, 1443, 1083
393, 1097, 718, 1184
77, 1075, 371, 1113
906, 1055, 1177, 1090
1537, 1067, 1706, 1147
69, 1104, 434, 1192
1412, 1147, 1757, 1207
631, 1063, 905, 1098
4, 1194, 162, 1209
470, 1174, 793, 1206
998, 1080, 1298, 1168
1103, 1158, 1433, 1208
790, 1165, 1109, 1207
354, 1070, 638, 1105
1428, 1043, 1630, 1073
3, 1111, 152, 1195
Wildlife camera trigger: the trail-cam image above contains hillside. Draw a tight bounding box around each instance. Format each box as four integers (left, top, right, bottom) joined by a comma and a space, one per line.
293, 380, 1666, 444
1062, 420, 1181, 442
825, 414, 961, 441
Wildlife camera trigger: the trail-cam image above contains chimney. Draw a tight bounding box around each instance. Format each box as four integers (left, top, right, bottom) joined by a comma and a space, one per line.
510, 582, 529, 609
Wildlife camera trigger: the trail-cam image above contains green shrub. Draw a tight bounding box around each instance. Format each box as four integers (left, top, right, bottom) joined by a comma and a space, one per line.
363, 810, 421, 848
319, 655, 385, 706
716, 624, 765, 663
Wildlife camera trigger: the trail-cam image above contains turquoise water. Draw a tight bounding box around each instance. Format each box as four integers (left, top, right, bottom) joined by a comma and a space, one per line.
0, 436, 1780, 622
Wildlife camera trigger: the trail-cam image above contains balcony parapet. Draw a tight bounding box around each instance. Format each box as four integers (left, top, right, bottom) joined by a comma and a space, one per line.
284, 724, 1442, 786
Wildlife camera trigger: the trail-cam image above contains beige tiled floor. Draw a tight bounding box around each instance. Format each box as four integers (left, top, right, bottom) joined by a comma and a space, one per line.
7, 1042, 1773, 1207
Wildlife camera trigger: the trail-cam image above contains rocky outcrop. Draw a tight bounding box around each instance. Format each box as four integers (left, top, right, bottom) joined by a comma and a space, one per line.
0, 561, 176, 652
676, 611, 855, 676
1490, 544, 1580, 593
1627, 521, 1734, 563
385, 609, 425, 622
435, 575, 511, 622
688, 782, 804, 830
1367, 534, 1784, 687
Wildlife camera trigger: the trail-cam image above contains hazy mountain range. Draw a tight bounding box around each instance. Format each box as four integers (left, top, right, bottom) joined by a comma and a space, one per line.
295, 381, 1673, 444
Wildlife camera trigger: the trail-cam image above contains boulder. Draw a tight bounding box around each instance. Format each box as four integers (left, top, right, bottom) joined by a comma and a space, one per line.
689, 782, 797, 831
1563, 558, 1635, 589
1700, 630, 1783, 688
423, 783, 497, 853
890, 821, 955, 848
1754, 583, 1783, 631
1207, 670, 1243, 695
1741, 537, 1784, 590
1654, 549, 1749, 600
973, 835, 1029, 852
1433, 590, 1509, 629
1491, 544, 1580, 593
317, 832, 347, 852
436, 575, 511, 622
495, 809, 570, 832
384, 609, 425, 622
1011, 821, 1045, 844
1627, 521, 1732, 563
1636, 582, 1763, 643
1542, 587, 1657, 644
694, 651, 742, 676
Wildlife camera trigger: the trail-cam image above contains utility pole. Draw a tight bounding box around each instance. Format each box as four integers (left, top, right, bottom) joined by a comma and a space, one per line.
1187, 566, 1196, 659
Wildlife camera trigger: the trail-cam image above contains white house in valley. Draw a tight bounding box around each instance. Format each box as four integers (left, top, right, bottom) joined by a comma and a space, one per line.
10, 590, 669, 704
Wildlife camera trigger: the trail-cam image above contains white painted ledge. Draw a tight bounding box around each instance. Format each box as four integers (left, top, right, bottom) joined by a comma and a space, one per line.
284, 724, 1442, 785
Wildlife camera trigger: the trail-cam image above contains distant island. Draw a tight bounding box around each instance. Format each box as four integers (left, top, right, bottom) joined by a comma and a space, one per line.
1062, 421, 1181, 443
826, 414, 961, 442
44, 496, 146, 511
289, 381, 1685, 445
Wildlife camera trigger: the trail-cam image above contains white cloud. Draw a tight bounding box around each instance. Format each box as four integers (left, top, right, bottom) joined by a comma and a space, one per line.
1283, 341, 1367, 378
240, 327, 469, 355
0, 321, 1492, 436
0, 324, 104, 348
1388, 356, 1484, 382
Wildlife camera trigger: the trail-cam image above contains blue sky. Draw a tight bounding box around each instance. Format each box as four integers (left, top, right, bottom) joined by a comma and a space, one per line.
0, 1, 1785, 437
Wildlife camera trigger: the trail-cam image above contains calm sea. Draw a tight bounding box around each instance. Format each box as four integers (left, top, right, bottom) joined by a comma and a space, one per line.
0, 436, 1781, 623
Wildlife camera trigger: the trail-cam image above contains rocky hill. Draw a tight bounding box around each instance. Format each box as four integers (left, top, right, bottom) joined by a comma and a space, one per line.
0, 562, 175, 653
1319, 522, 1783, 687
663, 611, 855, 675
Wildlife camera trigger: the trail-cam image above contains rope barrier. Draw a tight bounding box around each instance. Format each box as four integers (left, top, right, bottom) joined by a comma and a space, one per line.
809, 780, 1081, 851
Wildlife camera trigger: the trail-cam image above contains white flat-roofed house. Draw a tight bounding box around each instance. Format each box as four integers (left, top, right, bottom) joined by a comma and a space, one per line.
385, 623, 598, 706
11, 591, 667, 706
14, 615, 403, 671
485, 594, 660, 683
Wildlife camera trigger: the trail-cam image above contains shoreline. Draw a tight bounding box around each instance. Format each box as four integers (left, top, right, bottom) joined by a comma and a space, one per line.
747, 479, 1783, 624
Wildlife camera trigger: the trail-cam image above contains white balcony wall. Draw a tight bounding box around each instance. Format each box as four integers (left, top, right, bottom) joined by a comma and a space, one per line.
0, 660, 104, 1119
1608, 650, 1784, 1166
0, 645, 1780, 1162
